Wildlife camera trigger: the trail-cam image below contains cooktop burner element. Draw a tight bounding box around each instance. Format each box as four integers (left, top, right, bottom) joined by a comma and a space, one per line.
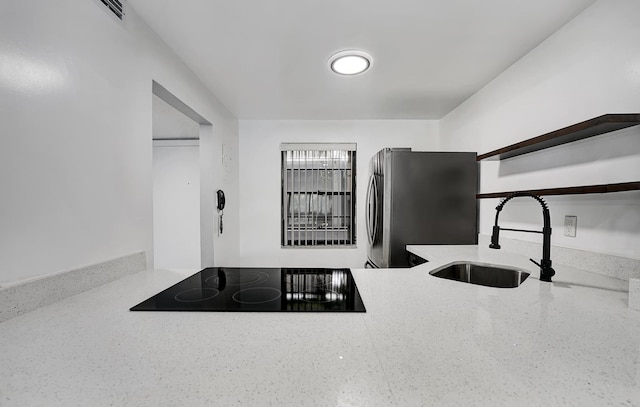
232, 287, 282, 304
130, 267, 366, 312
209, 270, 269, 286
175, 288, 220, 303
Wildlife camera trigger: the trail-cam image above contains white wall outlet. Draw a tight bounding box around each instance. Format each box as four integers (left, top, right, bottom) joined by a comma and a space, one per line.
564, 215, 577, 237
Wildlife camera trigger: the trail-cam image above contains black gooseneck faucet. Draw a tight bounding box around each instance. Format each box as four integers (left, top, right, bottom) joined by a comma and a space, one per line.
489, 191, 556, 282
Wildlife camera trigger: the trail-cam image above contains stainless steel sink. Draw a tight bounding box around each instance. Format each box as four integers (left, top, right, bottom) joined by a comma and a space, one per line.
429, 261, 530, 288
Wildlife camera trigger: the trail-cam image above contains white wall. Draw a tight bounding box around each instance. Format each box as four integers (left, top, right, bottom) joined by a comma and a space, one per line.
440, 0, 640, 260
238, 120, 439, 268
0, 0, 239, 285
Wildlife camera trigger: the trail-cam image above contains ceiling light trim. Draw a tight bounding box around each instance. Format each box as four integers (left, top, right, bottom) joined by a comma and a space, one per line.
328, 50, 373, 76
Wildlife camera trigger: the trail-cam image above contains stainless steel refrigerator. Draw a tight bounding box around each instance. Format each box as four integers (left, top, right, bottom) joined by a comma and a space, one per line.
365, 148, 478, 268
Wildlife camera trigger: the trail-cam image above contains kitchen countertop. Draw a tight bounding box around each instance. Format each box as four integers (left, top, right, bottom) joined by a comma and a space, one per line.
1, 246, 639, 406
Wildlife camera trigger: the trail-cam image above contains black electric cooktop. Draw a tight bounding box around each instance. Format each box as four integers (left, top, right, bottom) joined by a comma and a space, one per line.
130, 267, 366, 312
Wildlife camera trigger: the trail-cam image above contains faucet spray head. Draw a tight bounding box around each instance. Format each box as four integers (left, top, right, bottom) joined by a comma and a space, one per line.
489, 225, 501, 249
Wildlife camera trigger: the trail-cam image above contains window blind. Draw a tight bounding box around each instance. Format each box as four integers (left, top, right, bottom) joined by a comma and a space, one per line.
281, 144, 356, 247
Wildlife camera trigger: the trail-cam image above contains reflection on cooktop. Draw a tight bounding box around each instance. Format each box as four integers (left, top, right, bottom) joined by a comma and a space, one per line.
130, 268, 366, 312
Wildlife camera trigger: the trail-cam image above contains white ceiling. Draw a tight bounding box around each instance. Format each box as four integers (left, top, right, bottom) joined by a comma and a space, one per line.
129, 0, 597, 120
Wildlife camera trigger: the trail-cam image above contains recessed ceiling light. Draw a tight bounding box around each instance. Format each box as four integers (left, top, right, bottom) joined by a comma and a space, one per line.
329, 50, 372, 75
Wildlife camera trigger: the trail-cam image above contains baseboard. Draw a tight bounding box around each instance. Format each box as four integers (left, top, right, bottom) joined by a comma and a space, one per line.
478, 235, 640, 281
0, 252, 146, 323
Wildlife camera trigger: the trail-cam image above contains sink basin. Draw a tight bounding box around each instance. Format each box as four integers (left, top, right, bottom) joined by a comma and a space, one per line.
429, 261, 529, 288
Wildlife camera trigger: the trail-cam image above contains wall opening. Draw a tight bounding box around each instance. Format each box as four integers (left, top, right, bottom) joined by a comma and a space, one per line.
151, 81, 213, 270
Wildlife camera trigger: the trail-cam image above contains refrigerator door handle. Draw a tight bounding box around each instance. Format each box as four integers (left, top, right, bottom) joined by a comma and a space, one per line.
365, 175, 373, 244
366, 174, 378, 245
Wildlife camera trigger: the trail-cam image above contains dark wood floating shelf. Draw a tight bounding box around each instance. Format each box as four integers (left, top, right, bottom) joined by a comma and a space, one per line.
476, 181, 640, 199
477, 113, 640, 161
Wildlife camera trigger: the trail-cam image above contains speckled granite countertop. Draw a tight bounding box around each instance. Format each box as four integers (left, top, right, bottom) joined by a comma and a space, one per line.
1, 246, 639, 406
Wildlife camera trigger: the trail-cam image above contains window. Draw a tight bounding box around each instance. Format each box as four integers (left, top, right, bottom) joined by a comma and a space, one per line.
281, 143, 356, 247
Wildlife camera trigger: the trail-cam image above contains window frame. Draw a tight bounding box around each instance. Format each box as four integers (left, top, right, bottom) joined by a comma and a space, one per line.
280, 143, 357, 248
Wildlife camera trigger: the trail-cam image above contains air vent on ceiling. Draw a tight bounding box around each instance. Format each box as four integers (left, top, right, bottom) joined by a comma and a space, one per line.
100, 0, 124, 20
